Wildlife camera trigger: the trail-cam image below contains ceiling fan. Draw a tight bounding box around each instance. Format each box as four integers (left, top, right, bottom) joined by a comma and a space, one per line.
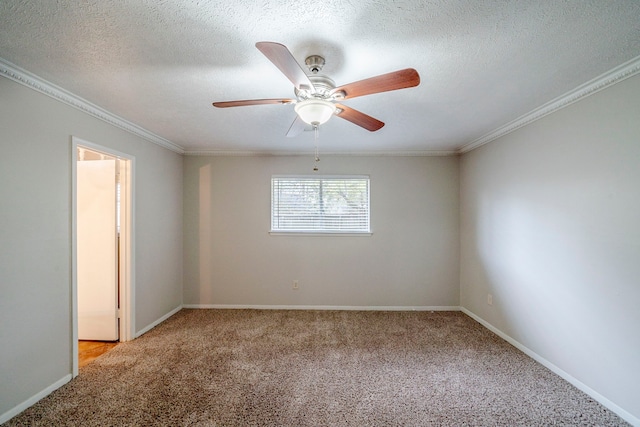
212, 42, 420, 137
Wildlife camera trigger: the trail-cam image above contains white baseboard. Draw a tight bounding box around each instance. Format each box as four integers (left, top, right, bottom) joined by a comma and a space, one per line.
135, 305, 182, 338
460, 307, 639, 427
0, 374, 72, 424
182, 304, 461, 311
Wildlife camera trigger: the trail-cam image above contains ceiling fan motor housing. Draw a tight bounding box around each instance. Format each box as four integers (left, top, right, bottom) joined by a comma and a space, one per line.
295, 74, 336, 100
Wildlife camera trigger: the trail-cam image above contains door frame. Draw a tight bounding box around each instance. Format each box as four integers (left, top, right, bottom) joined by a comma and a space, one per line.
71, 136, 135, 377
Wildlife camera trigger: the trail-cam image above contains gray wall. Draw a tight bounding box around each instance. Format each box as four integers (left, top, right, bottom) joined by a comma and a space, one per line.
183, 155, 460, 308
0, 77, 183, 417
460, 73, 640, 420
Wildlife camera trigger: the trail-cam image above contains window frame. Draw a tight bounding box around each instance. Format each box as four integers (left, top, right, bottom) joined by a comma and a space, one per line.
270, 174, 372, 236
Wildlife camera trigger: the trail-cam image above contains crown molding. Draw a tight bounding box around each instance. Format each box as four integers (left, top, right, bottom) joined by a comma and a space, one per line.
6, 52, 638, 158
458, 55, 640, 154
184, 149, 458, 157
0, 58, 185, 155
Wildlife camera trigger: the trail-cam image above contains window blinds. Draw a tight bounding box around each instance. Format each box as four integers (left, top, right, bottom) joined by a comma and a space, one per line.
271, 176, 370, 233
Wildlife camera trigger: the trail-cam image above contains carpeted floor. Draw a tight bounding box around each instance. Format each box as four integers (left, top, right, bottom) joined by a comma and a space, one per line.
4, 309, 628, 426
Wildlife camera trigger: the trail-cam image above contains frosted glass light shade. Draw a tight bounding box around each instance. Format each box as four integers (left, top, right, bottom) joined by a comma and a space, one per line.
294, 99, 336, 125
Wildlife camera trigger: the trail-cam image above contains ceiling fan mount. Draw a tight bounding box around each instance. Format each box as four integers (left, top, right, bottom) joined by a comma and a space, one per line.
305, 55, 326, 74
212, 41, 420, 136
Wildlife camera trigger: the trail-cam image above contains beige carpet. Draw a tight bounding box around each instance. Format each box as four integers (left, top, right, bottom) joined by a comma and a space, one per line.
4, 310, 628, 426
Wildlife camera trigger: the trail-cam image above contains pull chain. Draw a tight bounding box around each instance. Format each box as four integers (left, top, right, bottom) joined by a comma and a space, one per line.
313, 124, 320, 171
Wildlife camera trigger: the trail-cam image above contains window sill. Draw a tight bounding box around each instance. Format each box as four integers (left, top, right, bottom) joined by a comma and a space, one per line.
269, 231, 373, 237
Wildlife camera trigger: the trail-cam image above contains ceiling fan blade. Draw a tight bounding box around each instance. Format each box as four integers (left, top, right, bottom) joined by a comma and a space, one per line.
256, 42, 314, 91
212, 98, 295, 108
286, 115, 306, 137
331, 68, 420, 100
334, 104, 385, 132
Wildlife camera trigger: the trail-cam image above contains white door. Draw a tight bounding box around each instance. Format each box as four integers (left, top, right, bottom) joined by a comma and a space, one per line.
77, 159, 118, 341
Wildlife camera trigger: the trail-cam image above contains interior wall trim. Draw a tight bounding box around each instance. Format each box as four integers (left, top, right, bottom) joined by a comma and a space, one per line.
0, 374, 72, 425
135, 305, 183, 338
182, 304, 461, 311
0, 58, 184, 155
4, 53, 638, 157
183, 150, 458, 157
458, 55, 640, 154
460, 307, 639, 426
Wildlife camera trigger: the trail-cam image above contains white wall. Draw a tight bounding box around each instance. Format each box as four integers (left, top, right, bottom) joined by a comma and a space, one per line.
460, 73, 640, 422
183, 155, 460, 308
0, 77, 183, 418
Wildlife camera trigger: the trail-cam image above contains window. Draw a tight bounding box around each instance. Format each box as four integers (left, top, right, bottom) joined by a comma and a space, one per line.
271, 175, 370, 234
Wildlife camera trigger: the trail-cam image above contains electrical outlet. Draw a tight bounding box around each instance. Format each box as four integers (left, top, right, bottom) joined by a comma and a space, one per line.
487, 294, 493, 306
292, 280, 299, 290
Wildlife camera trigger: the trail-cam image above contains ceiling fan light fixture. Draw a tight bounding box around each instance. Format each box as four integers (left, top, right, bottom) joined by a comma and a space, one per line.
294, 99, 336, 125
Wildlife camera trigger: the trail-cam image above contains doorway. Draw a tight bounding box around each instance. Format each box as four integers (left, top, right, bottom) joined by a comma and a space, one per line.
71, 137, 134, 376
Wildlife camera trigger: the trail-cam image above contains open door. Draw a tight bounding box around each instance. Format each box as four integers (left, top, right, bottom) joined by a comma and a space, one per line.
77, 156, 119, 341
72, 138, 134, 377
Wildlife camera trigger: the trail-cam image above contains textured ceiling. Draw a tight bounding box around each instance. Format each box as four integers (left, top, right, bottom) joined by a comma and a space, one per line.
1, 0, 639, 154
